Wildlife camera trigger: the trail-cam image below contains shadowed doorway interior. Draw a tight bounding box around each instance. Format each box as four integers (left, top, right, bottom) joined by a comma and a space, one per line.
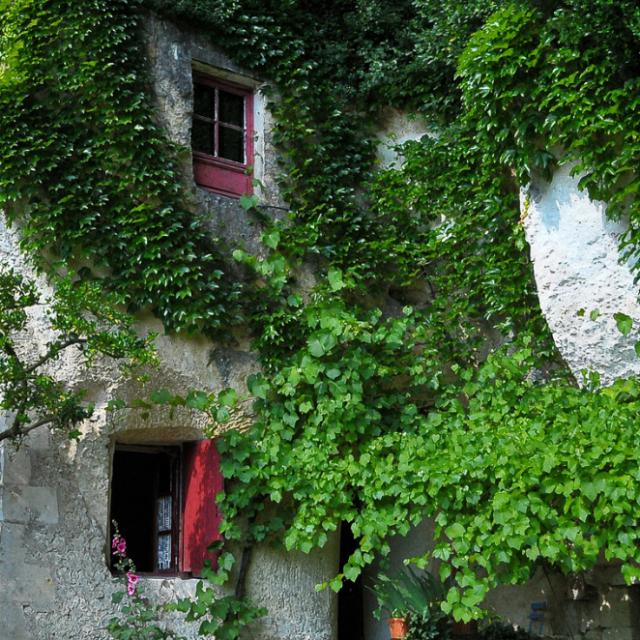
339, 522, 365, 640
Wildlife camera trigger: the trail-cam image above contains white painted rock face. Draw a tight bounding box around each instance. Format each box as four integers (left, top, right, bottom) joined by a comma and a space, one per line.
376, 108, 431, 168
523, 163, 640, 385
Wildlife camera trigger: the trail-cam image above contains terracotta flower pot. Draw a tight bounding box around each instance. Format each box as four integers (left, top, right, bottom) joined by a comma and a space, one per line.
452, 620, 478, 637
388, 617, 408, 640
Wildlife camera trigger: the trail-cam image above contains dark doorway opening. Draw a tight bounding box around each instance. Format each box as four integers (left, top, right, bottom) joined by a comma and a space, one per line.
338, 522, 365, 640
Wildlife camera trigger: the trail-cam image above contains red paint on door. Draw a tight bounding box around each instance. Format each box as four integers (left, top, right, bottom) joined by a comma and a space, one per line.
181, 440, 223, 576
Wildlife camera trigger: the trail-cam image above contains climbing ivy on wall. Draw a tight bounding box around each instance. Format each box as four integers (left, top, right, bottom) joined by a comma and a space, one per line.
172, 0, 640, 626
3, 0, 640, 633
0, 0, 242, 336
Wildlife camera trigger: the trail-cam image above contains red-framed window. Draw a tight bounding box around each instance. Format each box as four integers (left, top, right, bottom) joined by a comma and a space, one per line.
109, 441, 222, 577
192, 73, 254, 198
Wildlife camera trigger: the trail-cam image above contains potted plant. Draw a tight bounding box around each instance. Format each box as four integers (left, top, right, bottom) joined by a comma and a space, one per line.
369, 571, 409, 639
369, 567, 450, 640
388, 611, 409, 640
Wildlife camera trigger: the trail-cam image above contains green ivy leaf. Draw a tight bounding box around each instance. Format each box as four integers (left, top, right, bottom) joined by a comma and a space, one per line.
218, 388, 238, 407
186, 390, 210, 411
614, 312, 633, 336
262, 229, 280, 250
239, 193, 260, 211
150, 388, 173, 404
445, 522, 465, 539
111, 591, 125, 604
247, 373, 269, 399
327, 267, 345, 291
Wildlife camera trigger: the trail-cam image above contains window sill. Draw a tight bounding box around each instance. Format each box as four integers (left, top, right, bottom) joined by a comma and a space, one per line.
193, 154, 252, 198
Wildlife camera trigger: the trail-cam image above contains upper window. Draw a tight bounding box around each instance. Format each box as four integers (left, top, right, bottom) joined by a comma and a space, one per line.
192, 73, 254, 198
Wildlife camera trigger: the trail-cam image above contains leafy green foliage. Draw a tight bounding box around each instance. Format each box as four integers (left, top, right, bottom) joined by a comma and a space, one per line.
108, 523, 186, 640
407, 611, 451, 640
144, 385, 240, 434
456, 1, 640, 256
4, 0, 640, 634
614, 312, 633, 336
172, 580, 266, 640
220, 339, 640, 621
163, 547, 265, 640
108, 597, 185, 640
210, 3, 640, 622
0, 268, 155, 442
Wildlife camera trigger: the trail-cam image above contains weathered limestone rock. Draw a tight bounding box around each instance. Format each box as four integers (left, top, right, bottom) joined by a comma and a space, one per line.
0, 485, 59, 525
522, 163, 640, 385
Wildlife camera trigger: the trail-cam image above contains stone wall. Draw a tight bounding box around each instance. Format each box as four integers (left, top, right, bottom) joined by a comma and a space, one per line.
0, 13, 338, 640
0, 210, 338, 640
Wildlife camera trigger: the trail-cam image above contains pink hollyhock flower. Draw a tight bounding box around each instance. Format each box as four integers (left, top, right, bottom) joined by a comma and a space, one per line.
126, 572, 139, 596
111, 535, 127, 556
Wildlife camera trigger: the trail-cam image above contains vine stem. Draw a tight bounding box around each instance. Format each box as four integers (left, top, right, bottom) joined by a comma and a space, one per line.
234, 542, 253, 600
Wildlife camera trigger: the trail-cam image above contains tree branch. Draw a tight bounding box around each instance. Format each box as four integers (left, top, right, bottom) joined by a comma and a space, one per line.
24, 337, 87, 374
0, 413, 56, 443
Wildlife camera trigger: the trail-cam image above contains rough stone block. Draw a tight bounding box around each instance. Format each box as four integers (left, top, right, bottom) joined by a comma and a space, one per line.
25, 425, 51, 451
1, 524, 55, 612
1, 562, 56, 610
0, 486, 58, 524
0, 598, 29, 640
0, 521, 27, 565
523, 164, 640, 384
0, 445, 32, 485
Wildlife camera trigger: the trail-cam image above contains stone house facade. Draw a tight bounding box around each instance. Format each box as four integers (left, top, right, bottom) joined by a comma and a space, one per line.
1, 11, 640, 640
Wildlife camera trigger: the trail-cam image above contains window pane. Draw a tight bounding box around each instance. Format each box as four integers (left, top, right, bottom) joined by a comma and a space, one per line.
157, 496, 172, 531
218, 90, 244, 126
157, 534, 172, 571
219, 125, 244, 163
110, 447, 179, 575
193, 83, 215, 118
192, 119, 214, 155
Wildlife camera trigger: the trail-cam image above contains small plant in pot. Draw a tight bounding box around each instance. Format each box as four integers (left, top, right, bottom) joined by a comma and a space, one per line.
369, 567, 451, 640
388, 610, 409, 640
